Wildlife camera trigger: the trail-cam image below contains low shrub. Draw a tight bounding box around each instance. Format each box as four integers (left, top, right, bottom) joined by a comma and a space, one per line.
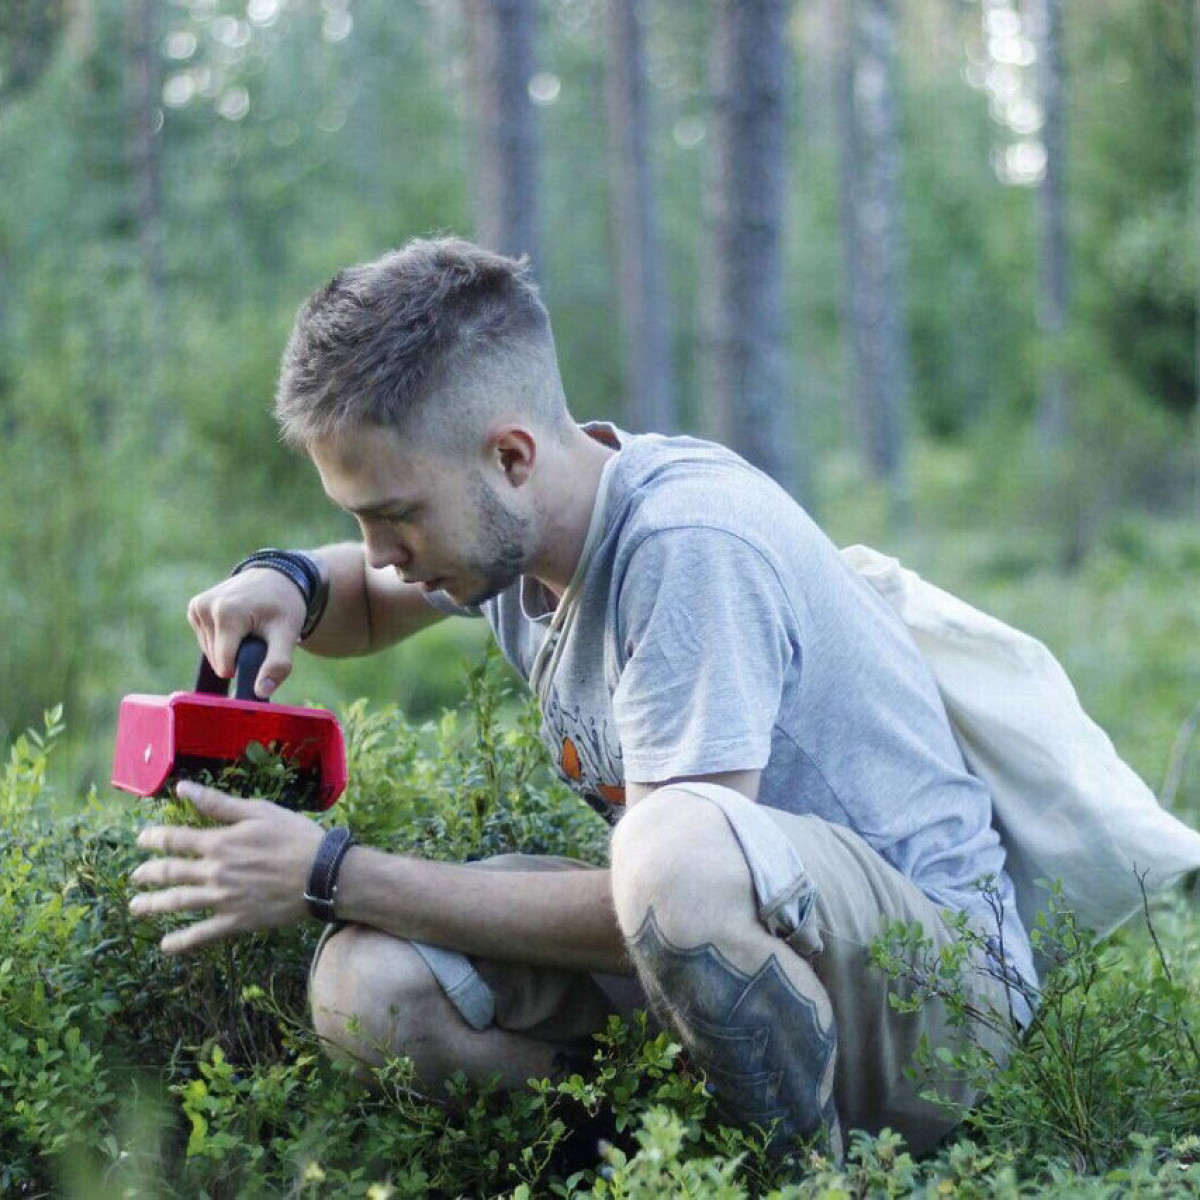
3, 659, 1200, 1196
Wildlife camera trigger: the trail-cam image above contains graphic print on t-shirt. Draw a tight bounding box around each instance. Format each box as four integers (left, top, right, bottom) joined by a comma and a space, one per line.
540, 686, 626, 818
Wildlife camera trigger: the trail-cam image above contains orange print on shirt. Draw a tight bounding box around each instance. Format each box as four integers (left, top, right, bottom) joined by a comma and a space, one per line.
561, 737, 582, 781
597, 783, 627, 806
560, 738, 626, 806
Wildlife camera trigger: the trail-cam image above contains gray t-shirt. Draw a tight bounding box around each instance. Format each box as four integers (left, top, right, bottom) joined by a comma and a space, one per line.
430, 425, 1036, 997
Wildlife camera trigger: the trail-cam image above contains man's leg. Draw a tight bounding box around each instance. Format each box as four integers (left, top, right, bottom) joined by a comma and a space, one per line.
309, 924, 586, 1090
609, 787, 843, 1158
308, 853, 627, 1093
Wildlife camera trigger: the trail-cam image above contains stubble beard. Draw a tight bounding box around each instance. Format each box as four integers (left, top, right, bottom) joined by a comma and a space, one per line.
458, 478, 531, 607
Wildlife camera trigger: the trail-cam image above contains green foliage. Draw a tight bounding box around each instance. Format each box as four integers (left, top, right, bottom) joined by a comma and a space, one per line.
163, 739, 325, 817
5, 654, 1200, 1196
872, 880, 1200, 1176
335, 646, 609, 865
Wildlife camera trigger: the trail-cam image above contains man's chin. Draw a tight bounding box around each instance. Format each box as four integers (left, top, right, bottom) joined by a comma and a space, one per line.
452, 573, 519, 608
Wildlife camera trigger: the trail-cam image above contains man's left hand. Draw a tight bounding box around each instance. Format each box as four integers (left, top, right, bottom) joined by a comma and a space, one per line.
129, 780, 324, 954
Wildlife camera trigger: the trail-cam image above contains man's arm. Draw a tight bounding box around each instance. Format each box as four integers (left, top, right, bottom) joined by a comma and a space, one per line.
299, 541, 446, 658
129, 770, 761, 970
334, 849, 627, 973
334, 766, 759, 966
128, 782, 629, 972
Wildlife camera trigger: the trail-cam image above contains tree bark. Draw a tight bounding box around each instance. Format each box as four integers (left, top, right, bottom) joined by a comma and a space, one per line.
835, 0, 911, 509
604, 0, 676, 433
464, 0, 541, 271
1032, 0, 1070, 449
700, 0, 796, 494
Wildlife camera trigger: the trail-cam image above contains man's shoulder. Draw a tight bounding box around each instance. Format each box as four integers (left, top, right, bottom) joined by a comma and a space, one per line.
609, 432, 806, 541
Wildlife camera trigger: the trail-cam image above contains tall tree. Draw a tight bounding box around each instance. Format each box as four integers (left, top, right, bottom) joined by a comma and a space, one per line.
605, 0, 676, 433
835, 0, 911, 510
699, 0, 797, 494
1031, 0, 1070, 449
464, 0, 541, 270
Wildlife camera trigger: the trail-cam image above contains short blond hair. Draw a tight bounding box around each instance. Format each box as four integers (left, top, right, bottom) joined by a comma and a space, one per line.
275, 237, 569, 449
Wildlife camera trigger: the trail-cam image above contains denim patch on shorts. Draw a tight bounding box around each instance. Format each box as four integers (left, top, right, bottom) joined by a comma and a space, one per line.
668, 782, 820, 945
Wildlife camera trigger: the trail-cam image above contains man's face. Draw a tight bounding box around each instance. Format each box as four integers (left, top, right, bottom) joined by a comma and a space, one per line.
309, 423, 533, 607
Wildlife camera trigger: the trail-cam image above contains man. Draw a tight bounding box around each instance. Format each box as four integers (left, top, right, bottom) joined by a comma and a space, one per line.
129, 237, 1035, 1160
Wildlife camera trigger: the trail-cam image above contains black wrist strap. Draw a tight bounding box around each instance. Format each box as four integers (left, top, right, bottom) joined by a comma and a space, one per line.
304, 827, 356, 922
231, 548, 330, 640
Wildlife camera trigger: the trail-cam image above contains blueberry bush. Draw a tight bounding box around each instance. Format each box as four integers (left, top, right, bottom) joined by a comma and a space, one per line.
5, 647, 1200, 1197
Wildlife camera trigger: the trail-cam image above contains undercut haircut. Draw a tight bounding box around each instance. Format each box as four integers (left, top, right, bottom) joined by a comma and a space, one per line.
274, 237, 570, 450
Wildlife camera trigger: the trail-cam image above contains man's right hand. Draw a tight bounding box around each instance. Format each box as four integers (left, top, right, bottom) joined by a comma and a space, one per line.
186, 568, 305, 699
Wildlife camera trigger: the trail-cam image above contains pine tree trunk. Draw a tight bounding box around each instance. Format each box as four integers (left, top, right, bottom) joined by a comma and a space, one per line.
1032, 0, 1070, 449
605, 0, 676, 433
700, 0, 796, 494
835, 0, 911, 510
464, 0, 541, 271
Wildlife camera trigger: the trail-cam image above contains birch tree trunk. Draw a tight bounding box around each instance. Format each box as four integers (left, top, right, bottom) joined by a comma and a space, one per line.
464, 0, 541, 271
1032, 0, 1070, 449
835, 0, 911, 509
700, 0, 796, 494
605, 0, 676, 433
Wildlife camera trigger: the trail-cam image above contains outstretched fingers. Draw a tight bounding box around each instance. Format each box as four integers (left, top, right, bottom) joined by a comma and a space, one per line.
178, 780, 262, 822
159, 912, 247, 956
128, 885, 226, 918
136, 821, 215, 857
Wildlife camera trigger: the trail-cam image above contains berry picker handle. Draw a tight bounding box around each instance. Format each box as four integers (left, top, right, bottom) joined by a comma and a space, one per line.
194, 636, 270, 702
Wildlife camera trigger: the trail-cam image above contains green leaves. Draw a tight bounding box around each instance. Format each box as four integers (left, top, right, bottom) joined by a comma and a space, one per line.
872, 878, 1200, 1177
7, 684, 1200, 1195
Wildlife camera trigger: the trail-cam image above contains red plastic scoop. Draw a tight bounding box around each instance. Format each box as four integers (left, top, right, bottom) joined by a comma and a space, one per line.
111, 637, 347, 811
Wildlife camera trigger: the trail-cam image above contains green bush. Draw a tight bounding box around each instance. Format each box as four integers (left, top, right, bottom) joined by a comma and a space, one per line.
5, 660, 1200, 1196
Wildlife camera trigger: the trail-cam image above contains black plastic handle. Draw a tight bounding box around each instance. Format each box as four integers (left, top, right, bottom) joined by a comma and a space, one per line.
194, 636, 269, 702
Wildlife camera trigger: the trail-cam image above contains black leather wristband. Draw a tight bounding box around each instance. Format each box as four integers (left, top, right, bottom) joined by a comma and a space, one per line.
304, 827, 356, 922
291, 549, 330, 640
231, 548, 330, 641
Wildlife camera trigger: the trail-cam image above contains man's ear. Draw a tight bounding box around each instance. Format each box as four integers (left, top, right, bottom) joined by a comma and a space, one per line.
489, 426, 536, 488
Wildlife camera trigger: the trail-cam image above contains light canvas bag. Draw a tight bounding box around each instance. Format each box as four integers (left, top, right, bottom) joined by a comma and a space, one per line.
840, 544, 1200, 965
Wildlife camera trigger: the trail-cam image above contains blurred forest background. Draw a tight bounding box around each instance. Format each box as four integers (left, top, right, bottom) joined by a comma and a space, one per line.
2, 0, 1199, 800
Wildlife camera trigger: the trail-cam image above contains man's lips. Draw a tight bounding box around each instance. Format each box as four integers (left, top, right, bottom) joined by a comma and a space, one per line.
398, 571, 452, 593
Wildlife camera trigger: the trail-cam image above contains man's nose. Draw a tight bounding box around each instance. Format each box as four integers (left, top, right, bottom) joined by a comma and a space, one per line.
364, 527, 412, 572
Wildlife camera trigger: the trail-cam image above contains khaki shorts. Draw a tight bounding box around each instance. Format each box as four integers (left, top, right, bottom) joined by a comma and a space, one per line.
313, 786, 1020, 1153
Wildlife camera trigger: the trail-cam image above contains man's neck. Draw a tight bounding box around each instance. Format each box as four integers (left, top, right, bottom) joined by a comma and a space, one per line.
528, 425, 618, 598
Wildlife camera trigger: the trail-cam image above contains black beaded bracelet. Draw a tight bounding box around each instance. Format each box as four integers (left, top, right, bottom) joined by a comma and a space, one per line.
231, 548, 330, 640
304, 827, 356, 922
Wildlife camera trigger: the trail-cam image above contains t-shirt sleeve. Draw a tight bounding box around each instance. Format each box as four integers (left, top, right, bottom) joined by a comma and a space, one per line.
612, 527, 799, 783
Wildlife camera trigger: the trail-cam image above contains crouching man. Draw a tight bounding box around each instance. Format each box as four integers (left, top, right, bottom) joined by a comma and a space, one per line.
129, 237, 1035, 1160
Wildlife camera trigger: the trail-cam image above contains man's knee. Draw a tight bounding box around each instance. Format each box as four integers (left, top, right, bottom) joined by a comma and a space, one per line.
309, 924, 449, 1076
610, 786, 756, 948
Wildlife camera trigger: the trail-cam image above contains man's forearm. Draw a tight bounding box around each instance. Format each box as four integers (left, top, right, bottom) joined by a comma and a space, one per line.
301, 542, 443, 657
294, 542, 372, 656
334, 848, 632, 975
